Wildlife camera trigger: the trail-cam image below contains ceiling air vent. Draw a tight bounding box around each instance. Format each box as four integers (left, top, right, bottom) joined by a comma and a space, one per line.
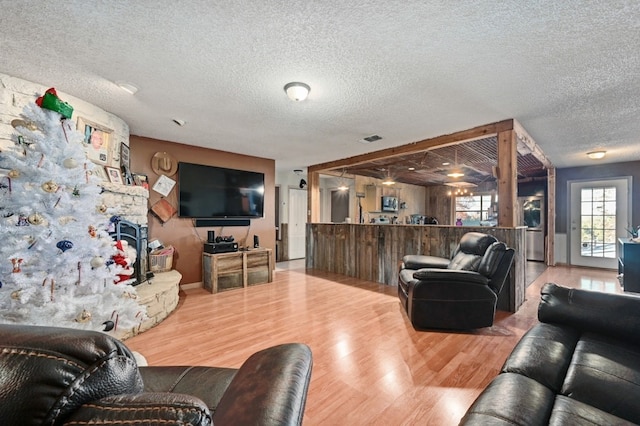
359, 134, 382, 144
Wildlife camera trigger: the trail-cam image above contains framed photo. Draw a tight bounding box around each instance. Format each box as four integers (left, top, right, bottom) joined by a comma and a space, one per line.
120, 143, 130, 169
77, 117, 112, 165
91, 165, 109, 182
105, 166, 123, 184
151, 174, 176, 197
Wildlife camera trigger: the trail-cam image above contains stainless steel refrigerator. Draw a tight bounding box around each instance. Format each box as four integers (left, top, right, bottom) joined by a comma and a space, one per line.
519, 196, 545, 261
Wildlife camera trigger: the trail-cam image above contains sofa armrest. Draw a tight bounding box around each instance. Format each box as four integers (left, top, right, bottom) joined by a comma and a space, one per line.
402, 254, 449, 270
214, 343, 313, 426
65, 393, 211, 425
539, 283, 640, 342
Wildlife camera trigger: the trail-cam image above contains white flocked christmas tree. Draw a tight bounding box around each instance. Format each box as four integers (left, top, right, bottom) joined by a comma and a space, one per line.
0, 89, 145, 335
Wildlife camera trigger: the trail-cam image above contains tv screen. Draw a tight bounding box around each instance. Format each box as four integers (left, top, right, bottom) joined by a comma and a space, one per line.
178, 162, 265, 218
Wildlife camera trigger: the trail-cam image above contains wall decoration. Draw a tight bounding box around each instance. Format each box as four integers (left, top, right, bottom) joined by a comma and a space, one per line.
151, 151, 177, 176
151, 174, 176, 197
120, 143, 130, 169
77, 117, 112, 165
91, 166, 108, 182
133, 173, 149, 189
105, 166, 123, 184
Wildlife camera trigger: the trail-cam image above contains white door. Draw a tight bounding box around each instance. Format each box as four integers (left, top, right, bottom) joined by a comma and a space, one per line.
288, 188, 307, 259
569, 178, 630, 269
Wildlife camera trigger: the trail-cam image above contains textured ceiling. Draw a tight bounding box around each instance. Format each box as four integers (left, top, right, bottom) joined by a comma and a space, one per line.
1, 1, 639, 175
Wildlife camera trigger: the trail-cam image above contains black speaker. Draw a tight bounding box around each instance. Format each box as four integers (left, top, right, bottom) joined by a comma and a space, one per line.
195, 219, 250, 227
253, 235, 259, 248
207, 231, 215, 243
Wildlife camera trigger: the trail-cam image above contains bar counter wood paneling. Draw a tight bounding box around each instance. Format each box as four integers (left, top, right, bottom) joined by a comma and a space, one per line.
306, 223, 527, 312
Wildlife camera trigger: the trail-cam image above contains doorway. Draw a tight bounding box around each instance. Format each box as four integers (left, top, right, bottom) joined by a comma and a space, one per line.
331, 190, 349, 223
569, 178, 630, 269
288, 188, 307, 260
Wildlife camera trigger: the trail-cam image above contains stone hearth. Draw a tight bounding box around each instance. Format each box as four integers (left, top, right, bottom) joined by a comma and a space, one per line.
118, 270, 182, 340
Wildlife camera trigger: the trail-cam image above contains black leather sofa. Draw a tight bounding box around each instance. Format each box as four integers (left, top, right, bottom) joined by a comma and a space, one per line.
0, 323, 312, 425
460, 283, 640, 425
399, 232, 515, 330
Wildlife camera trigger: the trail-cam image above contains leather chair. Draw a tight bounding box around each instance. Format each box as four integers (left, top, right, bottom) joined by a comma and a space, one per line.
0, 323, 312, 425
398, 232, 515, 330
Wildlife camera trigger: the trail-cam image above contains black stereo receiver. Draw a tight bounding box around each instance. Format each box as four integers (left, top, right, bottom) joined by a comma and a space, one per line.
204, 242, 239, 254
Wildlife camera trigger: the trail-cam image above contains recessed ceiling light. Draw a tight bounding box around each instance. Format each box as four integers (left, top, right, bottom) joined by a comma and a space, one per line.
116, 81, 138, 95
408, 167, 415, 171
587, 150, 606, 159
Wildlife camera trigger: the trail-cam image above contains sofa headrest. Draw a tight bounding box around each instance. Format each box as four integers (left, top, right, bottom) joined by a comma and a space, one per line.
458, 232, 498, 255
0, 324, 143, 424
447, 233, 498, 271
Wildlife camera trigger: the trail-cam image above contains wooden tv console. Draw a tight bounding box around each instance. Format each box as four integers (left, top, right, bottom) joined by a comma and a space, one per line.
203, 248, 273, 293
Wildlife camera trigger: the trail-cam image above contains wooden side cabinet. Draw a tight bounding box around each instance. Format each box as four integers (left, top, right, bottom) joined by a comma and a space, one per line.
203, 249, 273, 293
618, 238, 640, 293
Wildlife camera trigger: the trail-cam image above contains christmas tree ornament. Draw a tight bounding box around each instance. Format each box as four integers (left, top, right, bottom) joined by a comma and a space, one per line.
11, 290, 21, 300
102, 320, 115, 332
74, 309, 92, 323
88, 225, 97, 237
97, 204, 108, 213
16, 215, 30, 226
72, 186, 80, 197
90, 256, 105, 268
110, 311, 119, 331
8, 170, 20, 179
11, 258, 23, 273
27, 213, 45, 225
63, 158, 78, 168
0, 281, 2, 289
56, 240, 74, 252
41, 181, 59, 193
110, 215, 122, 224
11, 118, 38, 131
35, 88, 74, 119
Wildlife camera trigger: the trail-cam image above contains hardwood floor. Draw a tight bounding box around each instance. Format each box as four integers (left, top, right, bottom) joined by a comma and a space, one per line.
126, 261, 621, 425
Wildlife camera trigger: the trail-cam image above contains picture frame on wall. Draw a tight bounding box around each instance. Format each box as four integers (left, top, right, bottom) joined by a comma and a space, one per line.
120, 142, 130, 169
105, 166, 123, 184
91, 165, 109, 182
77, 117, 112, 166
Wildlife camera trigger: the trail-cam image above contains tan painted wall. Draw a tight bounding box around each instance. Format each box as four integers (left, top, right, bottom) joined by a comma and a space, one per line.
130, 136, 275, 285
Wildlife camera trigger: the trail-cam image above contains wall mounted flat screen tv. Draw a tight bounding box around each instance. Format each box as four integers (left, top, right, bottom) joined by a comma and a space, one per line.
178, 162, 265, 218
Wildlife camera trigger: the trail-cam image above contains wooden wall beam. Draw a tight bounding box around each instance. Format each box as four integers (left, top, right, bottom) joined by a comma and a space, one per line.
307, 170, 320, 223
546, 167, 556, 265
308, 119, 515, 173
497, 129, 518, 227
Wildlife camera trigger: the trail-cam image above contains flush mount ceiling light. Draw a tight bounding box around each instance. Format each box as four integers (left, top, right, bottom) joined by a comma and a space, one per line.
116, 81, 138, 95
587, 150, 606, 159
284, 82, 310, 101
447, 171, 465, 178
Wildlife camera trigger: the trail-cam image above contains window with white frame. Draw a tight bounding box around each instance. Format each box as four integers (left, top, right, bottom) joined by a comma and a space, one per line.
454, 194, 493, 226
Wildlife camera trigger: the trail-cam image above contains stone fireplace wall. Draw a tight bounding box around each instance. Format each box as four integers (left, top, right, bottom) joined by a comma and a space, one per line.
100, 182, 149, 227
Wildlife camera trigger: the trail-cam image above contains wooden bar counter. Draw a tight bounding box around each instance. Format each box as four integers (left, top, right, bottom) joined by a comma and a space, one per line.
306, 223, 527, 312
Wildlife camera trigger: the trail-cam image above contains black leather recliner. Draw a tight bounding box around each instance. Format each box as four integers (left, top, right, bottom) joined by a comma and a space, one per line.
0, 323, 312, 425
398, 232, 515, 330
